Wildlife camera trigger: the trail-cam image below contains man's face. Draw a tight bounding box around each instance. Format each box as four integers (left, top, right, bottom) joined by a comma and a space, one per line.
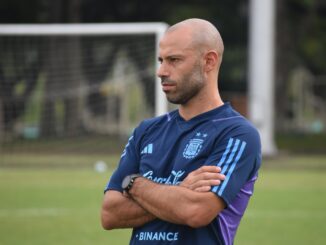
157, 30, 205, 105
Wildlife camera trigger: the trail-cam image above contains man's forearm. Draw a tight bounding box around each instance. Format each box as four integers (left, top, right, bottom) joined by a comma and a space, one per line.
129, 177, 224, 228
101, 190, 155, 229
102, 166, 224, 229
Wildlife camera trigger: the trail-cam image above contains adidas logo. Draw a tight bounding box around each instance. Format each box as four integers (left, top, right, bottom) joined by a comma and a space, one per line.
141, 143, 153, 154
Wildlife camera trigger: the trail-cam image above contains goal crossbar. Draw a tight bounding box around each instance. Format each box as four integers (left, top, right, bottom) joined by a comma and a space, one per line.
0, 23, 168, 36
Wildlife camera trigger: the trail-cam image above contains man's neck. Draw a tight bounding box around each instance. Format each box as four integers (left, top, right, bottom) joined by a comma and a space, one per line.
178, 95, 223, 121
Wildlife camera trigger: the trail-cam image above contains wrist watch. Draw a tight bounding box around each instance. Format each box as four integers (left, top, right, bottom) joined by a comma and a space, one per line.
122, 174, 142, 193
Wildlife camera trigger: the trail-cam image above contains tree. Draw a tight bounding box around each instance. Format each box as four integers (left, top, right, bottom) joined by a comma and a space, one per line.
0, 0, 43, 137
275, 0, 326, 130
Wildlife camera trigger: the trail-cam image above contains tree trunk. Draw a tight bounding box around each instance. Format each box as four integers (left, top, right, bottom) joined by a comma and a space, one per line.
40, 37, 60, 137
0, 99, 3, 142
63, 0, 83, 137
275, 0, 293, 131
63, 37, 83, 137
40, 0, 83, 137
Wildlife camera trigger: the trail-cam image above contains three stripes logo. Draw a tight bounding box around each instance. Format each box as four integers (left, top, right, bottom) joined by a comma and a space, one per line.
211, 138, 247, 195
141, 143, 153, 155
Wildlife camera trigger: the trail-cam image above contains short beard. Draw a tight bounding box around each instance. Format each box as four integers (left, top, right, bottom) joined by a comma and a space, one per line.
166, 63, 204, 105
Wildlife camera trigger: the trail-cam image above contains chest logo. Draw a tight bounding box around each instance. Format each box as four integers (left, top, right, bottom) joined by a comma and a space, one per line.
183, 132, 207, 159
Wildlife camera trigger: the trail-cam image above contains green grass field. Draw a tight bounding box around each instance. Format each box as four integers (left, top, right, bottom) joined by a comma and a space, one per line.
0, 154, 326, 244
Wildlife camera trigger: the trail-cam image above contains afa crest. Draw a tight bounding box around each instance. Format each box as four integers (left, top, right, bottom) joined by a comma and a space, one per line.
183, 132, 207, 159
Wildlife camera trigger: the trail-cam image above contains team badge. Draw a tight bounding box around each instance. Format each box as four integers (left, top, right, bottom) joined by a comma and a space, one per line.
183, 132, 207, 159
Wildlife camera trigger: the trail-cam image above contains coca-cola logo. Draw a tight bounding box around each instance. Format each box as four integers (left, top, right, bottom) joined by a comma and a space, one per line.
142, 170, 185, 185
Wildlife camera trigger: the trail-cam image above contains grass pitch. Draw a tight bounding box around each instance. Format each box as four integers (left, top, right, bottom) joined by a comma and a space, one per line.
0, 155, 325, 244
0, 169, 130, 245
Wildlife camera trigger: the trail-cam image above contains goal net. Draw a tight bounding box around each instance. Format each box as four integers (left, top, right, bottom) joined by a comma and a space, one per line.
0, 23, 168, 166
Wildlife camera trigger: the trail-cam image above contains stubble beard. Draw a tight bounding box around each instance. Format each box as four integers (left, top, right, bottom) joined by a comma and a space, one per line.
164, 63, 205, 105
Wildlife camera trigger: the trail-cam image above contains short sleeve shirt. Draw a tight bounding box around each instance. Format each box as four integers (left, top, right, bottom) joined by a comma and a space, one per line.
105, 103, 262, 245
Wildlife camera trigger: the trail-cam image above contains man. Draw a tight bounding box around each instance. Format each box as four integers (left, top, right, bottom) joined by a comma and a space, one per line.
101, 18, 262, 245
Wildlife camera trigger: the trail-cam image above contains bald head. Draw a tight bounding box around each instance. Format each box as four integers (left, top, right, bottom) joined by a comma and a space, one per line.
166, 18, 224, 58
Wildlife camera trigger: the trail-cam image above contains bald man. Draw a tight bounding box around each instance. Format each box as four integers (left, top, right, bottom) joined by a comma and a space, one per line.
101, 18, 262, 245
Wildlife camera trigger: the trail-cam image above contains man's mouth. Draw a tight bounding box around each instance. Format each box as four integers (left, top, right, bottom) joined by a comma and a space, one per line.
161, 78, 176, 92
162, 82, 176, 92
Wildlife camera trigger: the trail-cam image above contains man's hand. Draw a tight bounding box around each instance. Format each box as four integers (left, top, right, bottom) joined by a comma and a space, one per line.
180, 166, 225, 192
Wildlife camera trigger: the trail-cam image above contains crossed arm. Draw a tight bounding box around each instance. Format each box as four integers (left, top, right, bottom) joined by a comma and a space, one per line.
101, 166, 226, 229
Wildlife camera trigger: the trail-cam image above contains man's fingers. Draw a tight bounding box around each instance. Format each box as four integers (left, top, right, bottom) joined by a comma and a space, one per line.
183, 173, 223, 187
190, 179, 221, 189
181, 166, 226, 191
194, 166, 222, 175
194, 186, 211, 192
195, 172, 225, 181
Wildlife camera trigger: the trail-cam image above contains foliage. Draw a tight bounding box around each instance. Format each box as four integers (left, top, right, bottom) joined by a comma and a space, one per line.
284, 0, 326, 73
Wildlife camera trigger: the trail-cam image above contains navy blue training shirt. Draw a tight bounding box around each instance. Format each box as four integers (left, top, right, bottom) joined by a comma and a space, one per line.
105, 103, 262, 245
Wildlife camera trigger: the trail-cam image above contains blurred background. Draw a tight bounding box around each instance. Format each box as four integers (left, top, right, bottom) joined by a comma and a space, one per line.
0, 0, 325, 244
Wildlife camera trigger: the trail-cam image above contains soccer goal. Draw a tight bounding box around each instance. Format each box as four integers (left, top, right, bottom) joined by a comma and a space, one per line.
0, 23, 168, 142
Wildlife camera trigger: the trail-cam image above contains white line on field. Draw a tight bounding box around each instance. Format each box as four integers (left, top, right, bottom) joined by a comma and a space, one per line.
0, 208, 69, 217
245, 209, 326, 219
1, 208, 325, 219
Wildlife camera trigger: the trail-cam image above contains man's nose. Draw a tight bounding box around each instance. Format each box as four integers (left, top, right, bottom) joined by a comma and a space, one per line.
157, 63, 169, 78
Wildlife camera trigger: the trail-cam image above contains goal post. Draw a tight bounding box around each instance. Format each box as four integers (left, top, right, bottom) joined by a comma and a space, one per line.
249, 0, 278, 156
0, 23, 169, 118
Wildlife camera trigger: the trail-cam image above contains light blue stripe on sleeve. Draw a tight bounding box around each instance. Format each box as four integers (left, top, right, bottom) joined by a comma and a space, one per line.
212, 138, 234, 193
212, 139, 240, 193
222, 138, 240, 172
121, 135, 134, 158
217, 141, 247, 196
217, 138, 234, 167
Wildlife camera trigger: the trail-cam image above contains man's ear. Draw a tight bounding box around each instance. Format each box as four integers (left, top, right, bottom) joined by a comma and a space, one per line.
204, 51, 219, 72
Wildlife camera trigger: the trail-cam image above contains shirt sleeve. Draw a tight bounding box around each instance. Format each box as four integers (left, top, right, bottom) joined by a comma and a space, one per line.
205, 124, 262, 206
104, 129, 141, 193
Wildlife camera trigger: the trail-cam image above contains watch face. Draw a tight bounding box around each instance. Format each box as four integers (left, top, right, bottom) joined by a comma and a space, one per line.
122, 174, 141, 191
122, 175, 131, 190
